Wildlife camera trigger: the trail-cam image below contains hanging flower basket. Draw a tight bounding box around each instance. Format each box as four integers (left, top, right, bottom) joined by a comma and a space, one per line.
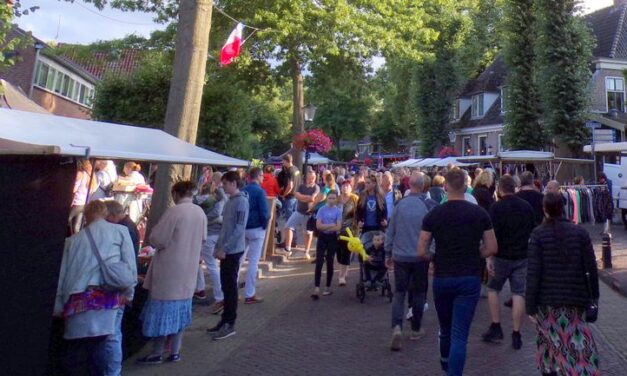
293, 129, 333, 154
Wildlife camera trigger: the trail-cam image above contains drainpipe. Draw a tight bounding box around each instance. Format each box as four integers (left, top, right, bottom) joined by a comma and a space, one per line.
28, 42, 46, 98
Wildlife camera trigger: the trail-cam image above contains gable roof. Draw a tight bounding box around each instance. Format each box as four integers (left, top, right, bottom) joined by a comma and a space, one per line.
458, 56, 507, 97
585, 4, 627, 59
59, 48, 142, 80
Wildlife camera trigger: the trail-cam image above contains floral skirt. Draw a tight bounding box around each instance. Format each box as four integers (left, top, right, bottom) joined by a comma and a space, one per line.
140, 298, 192, 337
535, 306, 600, 376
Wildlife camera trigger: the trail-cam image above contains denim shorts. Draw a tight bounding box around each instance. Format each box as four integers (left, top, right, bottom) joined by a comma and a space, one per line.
285, 211, 312, 233
487, 258, 527, 296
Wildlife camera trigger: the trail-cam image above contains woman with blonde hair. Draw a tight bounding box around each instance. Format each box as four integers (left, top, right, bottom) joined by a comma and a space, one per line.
472, 170, 495, 212
69, 160, 99, 234
55, 200, 137, 374
355, 174, 388, 232
114, 162, 147, 223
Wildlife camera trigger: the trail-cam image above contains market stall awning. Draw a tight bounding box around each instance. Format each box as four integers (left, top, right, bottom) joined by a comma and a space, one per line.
583, 142, 627, 153
392, 158, 422, 168
497, 150, 554, 161
0, 109, 249, 166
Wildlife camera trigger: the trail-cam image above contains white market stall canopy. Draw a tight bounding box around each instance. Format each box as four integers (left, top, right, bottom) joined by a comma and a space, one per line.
305, 151, 330, 165
584, 142, 627, 154
0, 109, 249, 166
391, 158, 422, 169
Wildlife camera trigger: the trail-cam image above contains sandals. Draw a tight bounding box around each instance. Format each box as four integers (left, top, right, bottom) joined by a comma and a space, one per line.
136, 354, 163, 365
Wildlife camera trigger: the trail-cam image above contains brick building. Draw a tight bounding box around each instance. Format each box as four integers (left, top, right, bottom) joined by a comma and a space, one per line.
1, 28, 98, 119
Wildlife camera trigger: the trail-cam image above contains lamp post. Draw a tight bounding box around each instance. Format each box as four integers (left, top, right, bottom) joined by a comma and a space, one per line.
302, 103, 317, 173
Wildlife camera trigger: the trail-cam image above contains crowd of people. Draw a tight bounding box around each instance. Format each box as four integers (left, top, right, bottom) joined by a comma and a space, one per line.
55, 155, 602, 376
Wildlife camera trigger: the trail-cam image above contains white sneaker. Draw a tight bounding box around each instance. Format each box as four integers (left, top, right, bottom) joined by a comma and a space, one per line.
424, 302, 429, 312
339, 277, 347, 286
390, 325, 402, 351
406, 307, 413, 320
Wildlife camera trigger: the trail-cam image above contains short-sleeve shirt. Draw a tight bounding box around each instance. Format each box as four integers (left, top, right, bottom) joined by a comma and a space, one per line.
296, 184, 320, 214
277, 166, 301, 199
316, 204, 342, 234
516, 190, 544, 225
422, 200, 493, 278
364, 195, 378, 227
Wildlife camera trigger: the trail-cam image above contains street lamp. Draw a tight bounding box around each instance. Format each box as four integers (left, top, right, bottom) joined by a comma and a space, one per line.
304, 103, 317, 123
448, 130, 456, 144
302, 103, 317, 173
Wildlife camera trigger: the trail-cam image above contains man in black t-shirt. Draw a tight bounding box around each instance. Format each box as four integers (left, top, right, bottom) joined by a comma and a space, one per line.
516, 171, 544, 225
418, 169, 497, 376
483, 175, 536, 350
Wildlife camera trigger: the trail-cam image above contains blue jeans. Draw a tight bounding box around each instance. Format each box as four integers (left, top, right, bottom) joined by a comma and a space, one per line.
433, 276, 480, 376
392, 260, 429, 331
83, 307, 124, 376
282, 197, 297, 222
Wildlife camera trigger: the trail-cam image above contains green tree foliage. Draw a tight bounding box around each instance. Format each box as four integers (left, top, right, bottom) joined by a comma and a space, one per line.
89, 29, 291, 160
307, 54, 374, 157
91, 52, 171, 127
415, 1, 477, 156
535, 0, 593, 153
0, 2, 36, 70
502, 0, 545, 150
370, 62, 417, 149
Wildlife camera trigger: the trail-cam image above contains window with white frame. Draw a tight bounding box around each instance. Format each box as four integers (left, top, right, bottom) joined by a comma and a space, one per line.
478, 135, 488, 156
471, 94, 484, 118
498, 134, 504, 152
500, 87, 508, 113
34, 59, 95, 108
606, 77, 625, 112
462, 136, 472, 156
451, 100, 459, 120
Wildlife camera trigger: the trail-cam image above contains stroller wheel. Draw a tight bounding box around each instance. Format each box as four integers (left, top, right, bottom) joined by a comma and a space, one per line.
356, 283, 366, 303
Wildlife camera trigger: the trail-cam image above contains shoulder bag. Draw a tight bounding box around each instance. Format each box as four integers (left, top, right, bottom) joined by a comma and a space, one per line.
85, 227, 135, 291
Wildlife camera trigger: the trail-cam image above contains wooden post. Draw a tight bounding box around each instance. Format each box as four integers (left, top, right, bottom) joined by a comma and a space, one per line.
261, 197, 276, 261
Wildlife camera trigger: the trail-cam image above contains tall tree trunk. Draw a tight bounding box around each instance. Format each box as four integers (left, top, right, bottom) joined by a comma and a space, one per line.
148, 0, 213, 231
290, 57, 304, 172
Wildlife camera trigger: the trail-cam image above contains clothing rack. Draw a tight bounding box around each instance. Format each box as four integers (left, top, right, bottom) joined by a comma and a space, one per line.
560, 184, 608, 189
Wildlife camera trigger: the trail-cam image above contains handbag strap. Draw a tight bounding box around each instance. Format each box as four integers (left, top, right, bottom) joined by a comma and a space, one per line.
580, 246, 594, 301
85, 227, 106, 270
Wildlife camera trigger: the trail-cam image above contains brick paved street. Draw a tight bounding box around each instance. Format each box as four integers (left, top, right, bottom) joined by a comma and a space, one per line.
124, 251, 627, 376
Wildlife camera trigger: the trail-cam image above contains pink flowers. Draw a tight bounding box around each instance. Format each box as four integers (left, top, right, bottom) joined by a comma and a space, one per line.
294, 129, 333, 154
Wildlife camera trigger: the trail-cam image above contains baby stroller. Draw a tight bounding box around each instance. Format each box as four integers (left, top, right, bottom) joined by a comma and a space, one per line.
355, 231, 393, 304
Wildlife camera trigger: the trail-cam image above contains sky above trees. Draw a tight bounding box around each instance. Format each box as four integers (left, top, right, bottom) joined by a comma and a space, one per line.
16, 0, 613, 45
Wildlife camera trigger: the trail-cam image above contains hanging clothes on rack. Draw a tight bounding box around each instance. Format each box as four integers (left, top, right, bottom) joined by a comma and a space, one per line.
560, 185, 609, 224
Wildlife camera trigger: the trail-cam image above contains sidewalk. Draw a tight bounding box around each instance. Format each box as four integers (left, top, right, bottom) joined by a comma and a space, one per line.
584, 222, 627, 298
123, 252, 627, 375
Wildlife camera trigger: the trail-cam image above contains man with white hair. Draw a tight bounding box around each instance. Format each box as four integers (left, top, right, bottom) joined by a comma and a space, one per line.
545, 180, 560, 194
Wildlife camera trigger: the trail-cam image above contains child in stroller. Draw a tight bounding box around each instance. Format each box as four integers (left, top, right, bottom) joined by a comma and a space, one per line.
364, 231, 387, 290
356, 230, 393, 303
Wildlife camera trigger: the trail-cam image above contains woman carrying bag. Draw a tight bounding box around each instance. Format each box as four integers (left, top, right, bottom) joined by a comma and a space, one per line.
526, 192, 600, 376
54, 200, 137, 375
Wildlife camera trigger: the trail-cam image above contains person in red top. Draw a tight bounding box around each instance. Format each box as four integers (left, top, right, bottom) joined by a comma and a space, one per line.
261, 165, 281, 198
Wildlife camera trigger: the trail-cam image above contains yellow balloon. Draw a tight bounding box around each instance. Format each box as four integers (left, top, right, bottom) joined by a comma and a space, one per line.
339, 228, 369, 261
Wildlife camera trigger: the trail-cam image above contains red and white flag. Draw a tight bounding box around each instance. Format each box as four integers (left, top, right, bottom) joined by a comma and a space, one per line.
220, 23, 244, 66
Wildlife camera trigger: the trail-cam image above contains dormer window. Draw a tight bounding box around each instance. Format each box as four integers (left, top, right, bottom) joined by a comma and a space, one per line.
451, 99, 460, 120
471, 94, 484, 118
607, 77, 625, 112
500, 87, 508, 113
